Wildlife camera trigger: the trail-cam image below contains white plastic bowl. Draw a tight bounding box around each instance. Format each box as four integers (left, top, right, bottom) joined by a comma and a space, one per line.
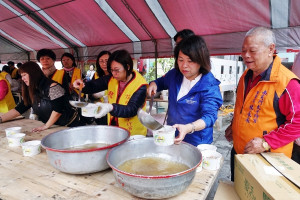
153, 125, 175, 146
81, 103, 100, 117
197, 144, 217, 152
160, 94, 168, 101
21, 140, 42, 157
7, 133, 25, 147
5, 127, 22, 137
202, 150, 222, 170
161, 90, 168, 96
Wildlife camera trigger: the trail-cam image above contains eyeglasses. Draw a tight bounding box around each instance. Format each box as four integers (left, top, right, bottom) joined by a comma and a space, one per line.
99, 60, 108, 64
110, 68, 123, 74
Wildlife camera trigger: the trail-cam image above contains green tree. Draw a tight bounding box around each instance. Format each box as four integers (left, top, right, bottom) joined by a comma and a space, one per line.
158, 58, 174, 74
145, 58, 175, 83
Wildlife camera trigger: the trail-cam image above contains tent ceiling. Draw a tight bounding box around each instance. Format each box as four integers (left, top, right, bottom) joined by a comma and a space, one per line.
0, 0, 299, 63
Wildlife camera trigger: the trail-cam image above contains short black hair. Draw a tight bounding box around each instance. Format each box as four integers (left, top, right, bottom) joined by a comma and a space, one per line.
61, 53, 77, 67
107, 50, 133, 78
7, 61, 14, 66
17, 63, 22, 68
2, 65, 10, 73
174, 29, 195, 42
37, 49, 56, 62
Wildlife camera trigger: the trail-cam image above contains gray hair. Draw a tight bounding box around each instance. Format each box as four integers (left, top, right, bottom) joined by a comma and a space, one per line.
245, 27, 276, 46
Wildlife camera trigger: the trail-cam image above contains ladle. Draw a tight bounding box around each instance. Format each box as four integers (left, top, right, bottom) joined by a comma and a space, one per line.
69, 82, 88, 108
137, 108, 163, 130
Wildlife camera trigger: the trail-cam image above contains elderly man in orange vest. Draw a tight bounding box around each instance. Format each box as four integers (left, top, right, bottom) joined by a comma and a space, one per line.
225, 27, 300, 181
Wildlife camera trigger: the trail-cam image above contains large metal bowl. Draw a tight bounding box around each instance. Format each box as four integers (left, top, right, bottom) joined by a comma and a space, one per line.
106, 138, 202, 199
41, 125, 129, 174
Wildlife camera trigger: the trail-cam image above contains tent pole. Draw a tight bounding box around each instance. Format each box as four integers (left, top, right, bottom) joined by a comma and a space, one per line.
154, 39, 158, 79
27, 51, 30, 61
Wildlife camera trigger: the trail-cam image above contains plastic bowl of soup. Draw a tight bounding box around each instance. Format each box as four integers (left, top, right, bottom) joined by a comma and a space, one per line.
22, 140, 42, 156
5, 127, 22, 137
7, 133, 25, 147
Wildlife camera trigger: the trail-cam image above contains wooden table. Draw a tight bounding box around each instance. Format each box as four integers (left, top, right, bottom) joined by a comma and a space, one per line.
0, 119, 222, 200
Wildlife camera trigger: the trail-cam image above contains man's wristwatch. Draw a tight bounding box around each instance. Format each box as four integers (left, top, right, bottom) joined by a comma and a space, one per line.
262, 139, 270, 151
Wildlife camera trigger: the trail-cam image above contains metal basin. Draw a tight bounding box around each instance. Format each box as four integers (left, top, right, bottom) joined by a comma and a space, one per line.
106, 138, 202, 199
41, 125, 129, 174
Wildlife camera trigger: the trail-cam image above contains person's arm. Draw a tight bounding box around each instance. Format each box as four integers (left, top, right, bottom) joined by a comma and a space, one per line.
0, 80, 8, 100
264, 79, 300, 149
154, 69, 173, 92
225, 123, 233, 142
0, 109, 21, 123
174, 119, 206, 144
4, 74, 13, 86
110, 85, 147, 118
74, 75, 110, 94
32, 111, 61, 132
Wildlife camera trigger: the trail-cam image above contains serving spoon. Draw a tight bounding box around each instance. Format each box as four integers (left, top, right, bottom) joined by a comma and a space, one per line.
69, 82, 88, 108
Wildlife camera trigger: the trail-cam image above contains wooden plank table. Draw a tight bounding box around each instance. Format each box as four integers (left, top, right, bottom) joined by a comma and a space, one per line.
0, 119, 222, 200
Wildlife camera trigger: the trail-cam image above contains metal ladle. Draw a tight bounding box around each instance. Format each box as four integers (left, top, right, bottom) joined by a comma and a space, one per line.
69, 82, 88, 108
137, 94, 164, 130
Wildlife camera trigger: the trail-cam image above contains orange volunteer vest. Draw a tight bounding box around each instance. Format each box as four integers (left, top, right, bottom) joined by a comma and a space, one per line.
232, 56, 298, 157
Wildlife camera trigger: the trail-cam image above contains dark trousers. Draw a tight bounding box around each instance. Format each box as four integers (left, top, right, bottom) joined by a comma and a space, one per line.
291, 143, 300, 164
230, 147, 237, 181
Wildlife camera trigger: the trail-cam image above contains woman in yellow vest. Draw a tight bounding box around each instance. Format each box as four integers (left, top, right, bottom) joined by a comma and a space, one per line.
61, 53, 83, 100
90, 51, 111, 125
0, 73, 16, 113
73, 50, 148, 136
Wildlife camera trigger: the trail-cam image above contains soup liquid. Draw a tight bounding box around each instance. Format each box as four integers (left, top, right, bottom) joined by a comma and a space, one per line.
64, 143, 109, 150
118, 157, 189, 176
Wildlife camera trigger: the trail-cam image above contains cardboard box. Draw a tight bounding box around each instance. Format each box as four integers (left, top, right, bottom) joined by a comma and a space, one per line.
234, 153, 300, 200
214, 181, 240, 200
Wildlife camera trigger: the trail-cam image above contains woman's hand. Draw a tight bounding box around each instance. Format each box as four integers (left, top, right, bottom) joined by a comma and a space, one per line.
73, 79, 85, 89
147, 82, 157, 97
173, 124, 193, 144
32, 124, 49, 132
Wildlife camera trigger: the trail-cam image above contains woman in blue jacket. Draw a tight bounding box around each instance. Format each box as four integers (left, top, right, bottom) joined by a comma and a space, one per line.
148, 35, 223, 146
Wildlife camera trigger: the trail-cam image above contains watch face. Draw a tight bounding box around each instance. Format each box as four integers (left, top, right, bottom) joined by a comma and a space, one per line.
263, 142, 270, 151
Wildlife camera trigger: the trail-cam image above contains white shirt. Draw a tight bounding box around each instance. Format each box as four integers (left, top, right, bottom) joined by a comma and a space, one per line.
177, 74, 202, 101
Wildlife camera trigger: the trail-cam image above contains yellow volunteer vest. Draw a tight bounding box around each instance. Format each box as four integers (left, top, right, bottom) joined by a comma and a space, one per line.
71, 68, 82, 95
11, 68, 18, 79
107, 70, 147, 136
0, 71, 9, 79
232, 56, 298, 157
52, 68, 83, 96
94, 72, 99, 80
0, 73, 16, 113
51, 69, 64, 84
